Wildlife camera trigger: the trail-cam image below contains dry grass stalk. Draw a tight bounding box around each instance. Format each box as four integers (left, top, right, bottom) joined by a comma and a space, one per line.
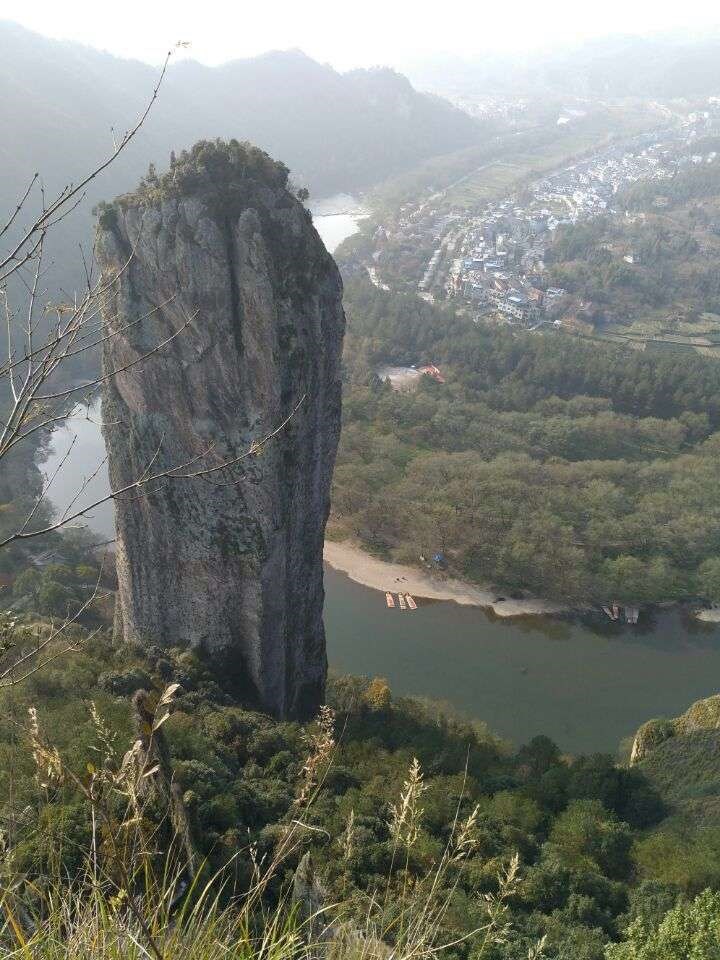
388, 757, 426, 851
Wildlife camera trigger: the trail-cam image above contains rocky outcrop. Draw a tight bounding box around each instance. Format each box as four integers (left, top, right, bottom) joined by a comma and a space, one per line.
629, 718, 675, 764
96, 141, 345, 720
630, 694, 720, 824
675, 693, 720, 734
630, 694, 720, 764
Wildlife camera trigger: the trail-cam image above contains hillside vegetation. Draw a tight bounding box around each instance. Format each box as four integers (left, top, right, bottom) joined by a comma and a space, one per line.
1, 626, 720, 957
2, 623, 712, 960
632, 694, 720, 826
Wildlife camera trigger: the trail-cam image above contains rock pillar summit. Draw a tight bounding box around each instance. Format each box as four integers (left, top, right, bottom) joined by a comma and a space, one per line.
96, 140, 345, 719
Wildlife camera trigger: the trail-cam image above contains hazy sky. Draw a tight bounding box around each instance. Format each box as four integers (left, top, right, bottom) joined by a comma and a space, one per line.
4, 0, 720, 69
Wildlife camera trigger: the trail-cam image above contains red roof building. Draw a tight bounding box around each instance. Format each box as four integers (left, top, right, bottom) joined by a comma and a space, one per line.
418, 364, 446, 384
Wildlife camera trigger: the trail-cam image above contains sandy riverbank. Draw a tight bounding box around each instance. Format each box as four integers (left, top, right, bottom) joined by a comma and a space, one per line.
323, 540, 568, 618
696, 608, 720, 622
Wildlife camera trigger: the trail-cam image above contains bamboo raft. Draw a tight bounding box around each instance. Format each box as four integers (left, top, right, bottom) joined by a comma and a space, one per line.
405, 594, 417, 610
385, 592, 395, 608
398, 593, 407, 611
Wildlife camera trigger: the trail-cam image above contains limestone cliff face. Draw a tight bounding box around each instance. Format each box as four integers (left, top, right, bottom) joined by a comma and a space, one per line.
96, 141, 345, 720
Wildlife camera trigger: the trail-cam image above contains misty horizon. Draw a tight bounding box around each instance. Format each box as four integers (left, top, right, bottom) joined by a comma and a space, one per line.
3, 1, 720, 74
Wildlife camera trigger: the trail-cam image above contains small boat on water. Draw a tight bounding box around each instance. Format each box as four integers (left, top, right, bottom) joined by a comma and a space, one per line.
385, 592, 395, 608
405, 594, 417, 610
602, 605, 617, 621
398, 593, 407, 611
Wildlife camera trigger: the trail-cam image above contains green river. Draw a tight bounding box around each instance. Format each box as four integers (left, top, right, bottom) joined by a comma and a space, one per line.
323, 565, 720, 754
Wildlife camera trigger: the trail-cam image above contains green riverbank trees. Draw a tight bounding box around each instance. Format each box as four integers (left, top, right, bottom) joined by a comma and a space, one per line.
331, 276, 720, 604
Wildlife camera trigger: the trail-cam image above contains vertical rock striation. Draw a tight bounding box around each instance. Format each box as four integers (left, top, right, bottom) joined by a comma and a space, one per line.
96, 141, 345, 719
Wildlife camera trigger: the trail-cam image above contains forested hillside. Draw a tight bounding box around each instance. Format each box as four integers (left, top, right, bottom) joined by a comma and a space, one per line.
332, 277, 720, 604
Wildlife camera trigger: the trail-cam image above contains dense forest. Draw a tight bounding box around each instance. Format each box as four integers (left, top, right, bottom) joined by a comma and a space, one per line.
331, 276, 720, 604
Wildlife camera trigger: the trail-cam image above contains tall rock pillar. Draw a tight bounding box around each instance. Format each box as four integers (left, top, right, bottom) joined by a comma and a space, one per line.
96, 141, 345, 719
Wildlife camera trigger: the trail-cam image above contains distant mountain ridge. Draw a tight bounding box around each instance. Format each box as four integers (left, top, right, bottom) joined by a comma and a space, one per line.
0, 21, 483, 201
0, 21, 485, 300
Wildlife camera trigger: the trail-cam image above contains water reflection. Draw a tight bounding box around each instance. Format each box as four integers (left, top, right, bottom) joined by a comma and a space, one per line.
323, 565, 720, 753
42, 398, 114, 539
310, 193, 366, 253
